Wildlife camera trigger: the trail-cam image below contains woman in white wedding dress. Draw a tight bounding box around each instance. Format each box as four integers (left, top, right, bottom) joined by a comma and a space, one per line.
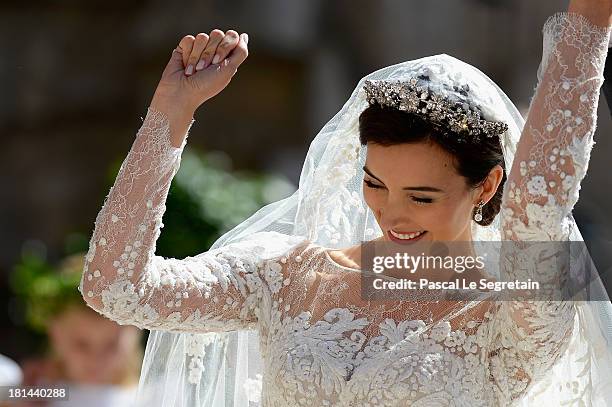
79, 1, 612, 406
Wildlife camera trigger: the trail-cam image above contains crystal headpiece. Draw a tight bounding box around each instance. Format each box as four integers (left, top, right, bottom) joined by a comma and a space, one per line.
363, 76, 509, 142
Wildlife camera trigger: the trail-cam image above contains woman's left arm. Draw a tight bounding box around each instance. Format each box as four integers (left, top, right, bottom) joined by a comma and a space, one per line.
490, 5, 611, 404
503, 7, 610, 241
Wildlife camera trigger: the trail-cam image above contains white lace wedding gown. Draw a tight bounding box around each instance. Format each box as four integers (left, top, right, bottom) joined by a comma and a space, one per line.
79, 12, 611, 406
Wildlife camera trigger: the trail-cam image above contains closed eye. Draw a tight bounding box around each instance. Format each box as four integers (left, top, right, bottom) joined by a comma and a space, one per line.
364, 179, 434, 204
411, 197, 433, 204
363, 179, 383, 189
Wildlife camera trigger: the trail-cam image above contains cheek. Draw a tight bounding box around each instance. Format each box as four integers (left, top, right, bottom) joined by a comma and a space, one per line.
363, 189, 434, 226
437, 201, 465, 225
407, 198, 472, 236
433, 196, 474, 233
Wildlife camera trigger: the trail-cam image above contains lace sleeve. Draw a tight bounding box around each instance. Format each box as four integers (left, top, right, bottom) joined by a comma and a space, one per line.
78, 107, 307, 333
502, 11, 610, 240
489, 12, 611, 404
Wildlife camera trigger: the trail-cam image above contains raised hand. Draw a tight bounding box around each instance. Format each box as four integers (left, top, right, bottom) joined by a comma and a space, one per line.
149, 30, 249, 146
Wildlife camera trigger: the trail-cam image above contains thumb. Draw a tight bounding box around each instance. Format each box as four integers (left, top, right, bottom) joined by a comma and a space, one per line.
163, 48, 185, 74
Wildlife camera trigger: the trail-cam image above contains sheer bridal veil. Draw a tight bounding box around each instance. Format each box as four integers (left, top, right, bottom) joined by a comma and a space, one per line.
134, 19, 612, 407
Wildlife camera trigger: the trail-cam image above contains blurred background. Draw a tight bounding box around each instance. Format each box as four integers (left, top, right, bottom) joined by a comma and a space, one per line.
1, 0, 611, 404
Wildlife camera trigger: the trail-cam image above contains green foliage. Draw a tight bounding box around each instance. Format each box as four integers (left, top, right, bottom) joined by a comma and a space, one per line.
11, 249, 86, 333
109, 148, 295, 258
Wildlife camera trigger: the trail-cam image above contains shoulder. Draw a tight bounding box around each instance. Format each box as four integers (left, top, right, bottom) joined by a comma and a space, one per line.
325, 242, 365, 270
314, 237, 386, 269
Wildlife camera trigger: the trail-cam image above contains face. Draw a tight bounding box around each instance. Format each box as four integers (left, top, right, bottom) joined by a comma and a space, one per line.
363, 141, 502, 243
49, 305, 140, 384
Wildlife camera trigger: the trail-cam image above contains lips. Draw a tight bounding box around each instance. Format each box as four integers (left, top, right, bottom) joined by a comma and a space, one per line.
388, 229, 427, 243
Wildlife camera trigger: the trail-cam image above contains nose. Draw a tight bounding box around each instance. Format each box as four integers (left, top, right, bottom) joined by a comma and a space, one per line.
378, 196, 414, 232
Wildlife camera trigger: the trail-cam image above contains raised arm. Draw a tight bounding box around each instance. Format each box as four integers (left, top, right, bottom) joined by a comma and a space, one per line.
490, 5, 611, 404
502, 7, 610, 240
77, 30, 295, 334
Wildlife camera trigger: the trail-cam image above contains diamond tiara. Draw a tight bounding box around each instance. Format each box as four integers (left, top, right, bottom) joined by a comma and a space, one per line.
363, 77, 509, 142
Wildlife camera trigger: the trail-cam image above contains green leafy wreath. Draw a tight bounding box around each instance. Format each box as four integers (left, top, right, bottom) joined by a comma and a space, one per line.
11, 250, 86, 332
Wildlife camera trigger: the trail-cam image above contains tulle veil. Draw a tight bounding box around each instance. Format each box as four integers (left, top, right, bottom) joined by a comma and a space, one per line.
133, 52, 612, 406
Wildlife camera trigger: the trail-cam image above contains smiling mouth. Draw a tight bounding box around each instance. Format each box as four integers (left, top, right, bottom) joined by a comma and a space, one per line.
388, 229, 427, 242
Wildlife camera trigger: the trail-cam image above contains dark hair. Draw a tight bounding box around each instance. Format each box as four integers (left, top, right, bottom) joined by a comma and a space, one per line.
358, 103, 505, 226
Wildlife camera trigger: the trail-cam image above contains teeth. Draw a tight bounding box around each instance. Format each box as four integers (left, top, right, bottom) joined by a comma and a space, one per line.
390, 230, 425, 240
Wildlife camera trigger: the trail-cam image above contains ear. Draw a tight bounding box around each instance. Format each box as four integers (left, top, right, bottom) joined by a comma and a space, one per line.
475, 165, 504, 205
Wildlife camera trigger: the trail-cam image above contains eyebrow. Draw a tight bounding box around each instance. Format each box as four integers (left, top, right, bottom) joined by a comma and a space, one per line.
362, 165, 445, 192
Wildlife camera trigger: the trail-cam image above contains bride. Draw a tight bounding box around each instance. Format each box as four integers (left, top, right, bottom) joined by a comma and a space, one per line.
79, 1, 612, 406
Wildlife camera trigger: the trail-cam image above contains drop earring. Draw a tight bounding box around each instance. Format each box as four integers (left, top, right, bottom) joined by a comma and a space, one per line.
473, 200, 485, 222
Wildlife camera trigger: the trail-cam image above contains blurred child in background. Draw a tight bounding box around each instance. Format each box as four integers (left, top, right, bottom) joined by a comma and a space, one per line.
12, 252, 143, 406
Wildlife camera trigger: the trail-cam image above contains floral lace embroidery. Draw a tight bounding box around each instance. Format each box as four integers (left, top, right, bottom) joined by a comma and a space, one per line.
80, 11, 610, 407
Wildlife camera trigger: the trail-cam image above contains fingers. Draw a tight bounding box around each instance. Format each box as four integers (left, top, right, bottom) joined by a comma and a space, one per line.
198, 29, 225, 71
178, 35, 195, 68
180, 29, 249, 78
187, 33, 209, 74
211, 30, 240, 66
225, 33, 249, 71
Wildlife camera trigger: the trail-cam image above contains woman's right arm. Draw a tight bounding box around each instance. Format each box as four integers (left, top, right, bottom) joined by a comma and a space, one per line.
77, 30, 291, 334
